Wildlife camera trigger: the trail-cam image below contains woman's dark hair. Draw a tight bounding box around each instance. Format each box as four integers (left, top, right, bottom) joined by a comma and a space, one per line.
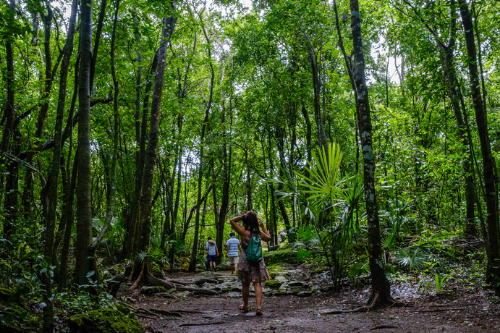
243, 211, 259, 235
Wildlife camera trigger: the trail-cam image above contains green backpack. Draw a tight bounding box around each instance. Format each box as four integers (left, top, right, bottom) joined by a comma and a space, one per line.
246, 234, 263, 265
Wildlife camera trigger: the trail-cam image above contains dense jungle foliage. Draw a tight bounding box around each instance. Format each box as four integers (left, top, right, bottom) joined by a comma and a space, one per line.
0, 0, 499, 331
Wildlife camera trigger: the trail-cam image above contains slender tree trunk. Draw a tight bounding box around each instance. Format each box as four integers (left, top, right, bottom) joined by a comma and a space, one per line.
216, 95, 232, 254
41, 0, 78, 330
349, 0, 392, 305
442, 46, 476, 237
98, 0, 121, 248
458, 0, 499, 291
74, 0, 95, 286
59, 149, 78, 291
245, 150, 252, 211
124, 52, 158, 258
131, 9, 178, 281
123, 7, 143, 258
267, 130, 278, 245
89, 0, 107, 90
170, 152, 182, 263
22, 4, 55, 221
305, 39, 328, 154
188, 18, 214, 272
275, 124, 293, 242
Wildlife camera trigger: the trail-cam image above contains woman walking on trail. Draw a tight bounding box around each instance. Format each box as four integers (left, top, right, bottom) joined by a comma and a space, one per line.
229, 211, 272, 316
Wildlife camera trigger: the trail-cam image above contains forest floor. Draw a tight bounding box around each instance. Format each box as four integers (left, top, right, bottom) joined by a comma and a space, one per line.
119, 266, 500, 333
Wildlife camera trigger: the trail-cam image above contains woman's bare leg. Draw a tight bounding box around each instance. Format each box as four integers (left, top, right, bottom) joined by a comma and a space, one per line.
254, 282, 263, 310
242, 281, 250, 308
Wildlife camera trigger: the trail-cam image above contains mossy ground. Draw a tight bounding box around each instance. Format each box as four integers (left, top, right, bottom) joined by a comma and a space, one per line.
264, 248, 303, 266
67, 308, 144, 333
266, 264, 286, 278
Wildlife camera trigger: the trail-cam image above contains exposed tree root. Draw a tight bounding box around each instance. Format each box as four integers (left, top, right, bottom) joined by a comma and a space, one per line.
128, 261, 217, 296
322, 293, 410, 315
145, 272, 175, 290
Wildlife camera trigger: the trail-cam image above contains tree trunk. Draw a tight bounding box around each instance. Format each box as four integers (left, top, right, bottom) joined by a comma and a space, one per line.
245, 150, 252, 211
440, 19, 476, 237
267, 130, 278, 245
89, 0, 107, 90
349, 0, 392, 306
59, 149, 78, 291
74, 0, 95, 286
215, 94, 233, 255
41, 0, 78, 330
275, 124, 293, 242
131, 10, 178, 282
188, 17, 214, 272
458, 0, 499, 291
23, 4, 56, 222
305, 39, 328, 154
97, 0, 121, 249
123, 52, 158, 258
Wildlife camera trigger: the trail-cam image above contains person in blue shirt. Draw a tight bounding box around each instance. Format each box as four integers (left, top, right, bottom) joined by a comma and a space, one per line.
226, 232, 241, 274
205, 237, 219, 272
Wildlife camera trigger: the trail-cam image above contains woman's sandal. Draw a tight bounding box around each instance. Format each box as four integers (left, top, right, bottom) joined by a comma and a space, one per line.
256, 309, 263, 316
239, 304, 249, 313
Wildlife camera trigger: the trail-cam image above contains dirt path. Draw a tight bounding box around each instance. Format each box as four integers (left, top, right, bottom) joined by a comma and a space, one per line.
122, 271, 500, 333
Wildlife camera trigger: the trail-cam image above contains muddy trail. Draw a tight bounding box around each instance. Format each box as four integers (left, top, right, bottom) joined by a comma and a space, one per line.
119, 267, 500, 333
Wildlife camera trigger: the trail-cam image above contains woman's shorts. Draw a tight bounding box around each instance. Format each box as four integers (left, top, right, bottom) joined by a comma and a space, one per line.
228, 256, 238, 264
207, 255, 217, 262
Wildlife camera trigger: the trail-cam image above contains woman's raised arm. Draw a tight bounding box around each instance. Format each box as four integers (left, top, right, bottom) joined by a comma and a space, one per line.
258, 220, 272, 242
229, 214, 247, 237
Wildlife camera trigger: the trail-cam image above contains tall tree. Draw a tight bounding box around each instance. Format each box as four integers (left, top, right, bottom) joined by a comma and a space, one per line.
131, 2, 178, 284
458, 0, 499, 291
348, 0, 392, 306
189, 10, 215, 272
75, 0, 95, 286
41, 0, 78, 329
